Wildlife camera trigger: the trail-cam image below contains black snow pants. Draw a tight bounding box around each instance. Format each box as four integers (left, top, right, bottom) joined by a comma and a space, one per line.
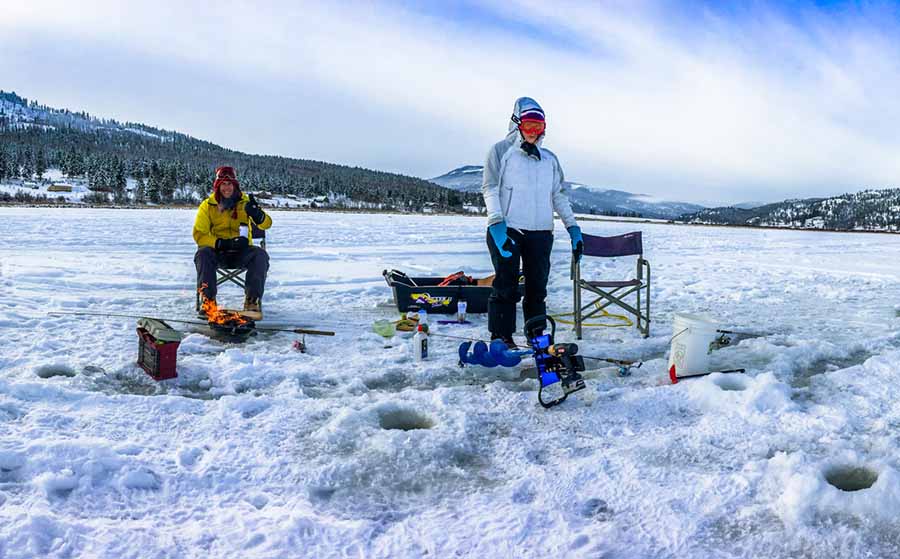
486, 227, 553, 338
195, 246, 269, 301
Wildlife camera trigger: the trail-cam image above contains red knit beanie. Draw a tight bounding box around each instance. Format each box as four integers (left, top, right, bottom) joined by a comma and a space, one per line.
213, 166, 242, 217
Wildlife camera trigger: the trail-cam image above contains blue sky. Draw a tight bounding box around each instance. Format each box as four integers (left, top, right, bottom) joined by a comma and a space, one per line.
3, 0, 900, 205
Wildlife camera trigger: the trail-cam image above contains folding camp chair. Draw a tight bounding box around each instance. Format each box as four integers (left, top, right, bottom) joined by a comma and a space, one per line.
572, 231, 650, 339
195, 224, 267, 311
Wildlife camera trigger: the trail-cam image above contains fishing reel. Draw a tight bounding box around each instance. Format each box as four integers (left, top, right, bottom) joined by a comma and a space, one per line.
525, 315, 586, 408
708, 331, 733, 353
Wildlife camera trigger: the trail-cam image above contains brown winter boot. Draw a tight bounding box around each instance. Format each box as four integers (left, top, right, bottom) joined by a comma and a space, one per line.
243, 295, 262, 319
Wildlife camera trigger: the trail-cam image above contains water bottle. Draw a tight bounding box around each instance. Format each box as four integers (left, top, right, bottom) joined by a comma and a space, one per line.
418, 308, 428, 326
413, 324, 428, 361
457, 300, 467, 323
239, 223, 249, 238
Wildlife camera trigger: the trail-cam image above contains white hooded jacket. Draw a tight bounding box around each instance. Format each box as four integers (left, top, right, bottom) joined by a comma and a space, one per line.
481, 97, 578, 232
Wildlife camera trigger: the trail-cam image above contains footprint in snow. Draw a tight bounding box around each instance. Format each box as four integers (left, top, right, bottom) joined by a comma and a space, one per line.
579, 498, 611, 521
232, 398, 272, 419
570, 534, 590, 549
0, 403, 25, 421
244, 533, 266, 549
247, 493, 269, 510
119, 467, 161, 490
0, 451, 26, 483
37, 469, 79, 499
512, 482, 536, 504
177, 446, 204, 469
524, 449, 548, 465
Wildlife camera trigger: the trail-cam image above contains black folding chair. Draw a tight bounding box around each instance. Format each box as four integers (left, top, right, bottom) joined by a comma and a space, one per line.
195, 224, 267, 311
572, 231, 650, 339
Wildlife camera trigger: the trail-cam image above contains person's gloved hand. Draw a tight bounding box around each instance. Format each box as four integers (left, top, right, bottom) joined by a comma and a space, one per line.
215, 237, 234, 251
232, 236, 249, 251
567, 225, 584, 263
488, 221, 515, 258
245, 194, 266, 224
215, 237, 249, 251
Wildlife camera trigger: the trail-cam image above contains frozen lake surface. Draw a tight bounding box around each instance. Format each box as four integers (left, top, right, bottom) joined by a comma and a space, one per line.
3, 208, 900, 558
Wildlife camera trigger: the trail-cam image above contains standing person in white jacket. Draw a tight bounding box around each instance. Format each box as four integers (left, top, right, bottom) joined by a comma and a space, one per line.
482, 97, 584, 347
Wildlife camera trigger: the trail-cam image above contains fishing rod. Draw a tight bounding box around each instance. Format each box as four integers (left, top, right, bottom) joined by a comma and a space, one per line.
427, 331, 523, 343
47, 311, 335, 337
668, 365, 745, 384
580, 355, 643, 368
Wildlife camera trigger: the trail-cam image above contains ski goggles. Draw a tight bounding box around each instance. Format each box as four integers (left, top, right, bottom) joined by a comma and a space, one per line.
519, 120, 546, 135
215, 166, 237, 181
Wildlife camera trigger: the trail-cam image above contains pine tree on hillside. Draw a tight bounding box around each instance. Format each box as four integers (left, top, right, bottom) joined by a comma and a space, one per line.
0, 115, 485, 210
112, 156, 127, 203
88, 154, 112, 192
20, 147, 34, 180
162, 162, 177, 202
147, 161, 163, 203
61, 148, 85, 178
134, 176, 147, 204
35, 148, 47, 180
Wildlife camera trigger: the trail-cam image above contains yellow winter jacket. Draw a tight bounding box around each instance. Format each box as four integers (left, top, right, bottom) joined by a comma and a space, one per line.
193, 192, 273, 248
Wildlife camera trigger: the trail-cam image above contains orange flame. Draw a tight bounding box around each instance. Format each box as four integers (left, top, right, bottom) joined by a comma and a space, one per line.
199, 283, 249, 325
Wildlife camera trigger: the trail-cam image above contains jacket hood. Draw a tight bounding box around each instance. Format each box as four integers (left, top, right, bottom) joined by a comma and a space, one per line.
508, 97, 544, 132
506, 96, 545, 147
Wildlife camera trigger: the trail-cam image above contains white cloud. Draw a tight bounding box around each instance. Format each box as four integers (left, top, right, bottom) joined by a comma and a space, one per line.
3, 0, 900, 203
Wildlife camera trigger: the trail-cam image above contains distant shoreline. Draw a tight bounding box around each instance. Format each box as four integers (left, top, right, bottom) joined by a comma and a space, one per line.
2, 203, 899, 236
0, 202, 469, 217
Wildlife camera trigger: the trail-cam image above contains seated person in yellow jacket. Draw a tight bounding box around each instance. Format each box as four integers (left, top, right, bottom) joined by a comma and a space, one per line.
193, 166, 272, 313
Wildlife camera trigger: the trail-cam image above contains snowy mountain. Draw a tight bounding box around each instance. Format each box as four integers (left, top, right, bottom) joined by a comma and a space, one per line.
428, 165, 484, 193
733, 201, 769, 210
0, 90, 171, 140
431, 165, 705, 219
683, 188, 900, 231
567, 185, 705, 219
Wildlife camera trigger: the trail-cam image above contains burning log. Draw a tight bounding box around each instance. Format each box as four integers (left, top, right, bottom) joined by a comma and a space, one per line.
199, 286, 250, 326
198, 286, 257, 340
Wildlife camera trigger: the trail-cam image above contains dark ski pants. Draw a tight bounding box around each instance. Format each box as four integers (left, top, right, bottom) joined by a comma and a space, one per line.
486, 228, 553, 338
195, 246, 269, 301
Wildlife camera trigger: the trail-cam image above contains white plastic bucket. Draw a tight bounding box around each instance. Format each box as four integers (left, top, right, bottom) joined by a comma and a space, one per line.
668, 313, 720, 377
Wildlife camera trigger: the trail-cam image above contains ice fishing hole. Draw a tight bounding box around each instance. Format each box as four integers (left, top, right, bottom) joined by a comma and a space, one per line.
825, 465, 879, 492
378, 409, 435, 431
34, 364, 77, 378
713, 375, 746, 392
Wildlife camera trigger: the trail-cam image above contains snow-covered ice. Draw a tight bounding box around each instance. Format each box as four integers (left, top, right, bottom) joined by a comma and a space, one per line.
4, 208, 900, 557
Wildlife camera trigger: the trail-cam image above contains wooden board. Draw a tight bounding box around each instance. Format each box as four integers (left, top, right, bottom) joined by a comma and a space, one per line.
219, 308, 263, 321
475, 275, 495, 287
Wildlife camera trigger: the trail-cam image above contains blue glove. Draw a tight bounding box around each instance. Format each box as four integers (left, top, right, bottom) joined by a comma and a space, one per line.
488, 221, 515, 258
567, 225, 584, 263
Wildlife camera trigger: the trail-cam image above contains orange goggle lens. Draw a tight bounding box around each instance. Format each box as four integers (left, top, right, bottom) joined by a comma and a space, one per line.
519, 121, 545, 135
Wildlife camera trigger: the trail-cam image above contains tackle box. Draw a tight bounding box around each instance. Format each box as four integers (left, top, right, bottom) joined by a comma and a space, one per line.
382, 269, 523, 315
136, 318, 183, 381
